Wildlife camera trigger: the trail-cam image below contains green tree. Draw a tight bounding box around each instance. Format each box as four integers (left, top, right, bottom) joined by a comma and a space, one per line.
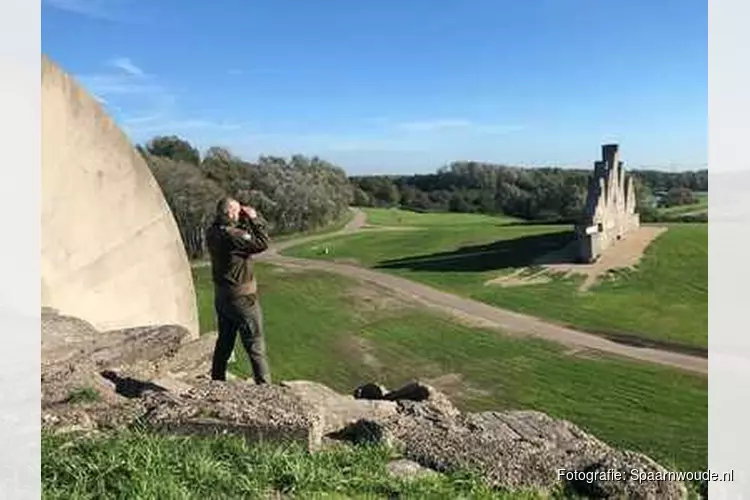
145, 135, 201, 165
666, 187, 696, 207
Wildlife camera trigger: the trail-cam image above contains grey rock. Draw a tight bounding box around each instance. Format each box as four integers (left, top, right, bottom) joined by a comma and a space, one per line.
41, 314, 189, 415
38, 321, 688, 500
90, 325, 188, 369
42, 311, 102, 372
571, 450, 688, 499
42, 398, 147, 433
142, 381, 324, 451
282, 380, 398, 435
386, 459, 439, 481
42, 311, 188, 384
149, 376, 195, 396
338, 403, 687, 499
159, 332, 218, 379
385, 381, 461, 419
41, 313, 198, 433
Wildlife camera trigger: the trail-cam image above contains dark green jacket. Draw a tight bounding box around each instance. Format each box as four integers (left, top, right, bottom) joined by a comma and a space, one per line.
205, 214, 270, 299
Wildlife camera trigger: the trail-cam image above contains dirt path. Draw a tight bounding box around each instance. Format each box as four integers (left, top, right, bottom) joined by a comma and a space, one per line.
268, 207, 368, 254
202, 208, 708, 375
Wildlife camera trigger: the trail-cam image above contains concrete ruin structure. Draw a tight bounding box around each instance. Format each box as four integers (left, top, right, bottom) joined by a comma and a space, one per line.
575, 144, 640, 263
42, 55, 199, 339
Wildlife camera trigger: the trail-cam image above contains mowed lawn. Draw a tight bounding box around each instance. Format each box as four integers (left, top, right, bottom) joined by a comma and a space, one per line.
363, 207, 520, 227
284, 208, 708, 349
193, 263, 707, 472
658, 192, 708, 217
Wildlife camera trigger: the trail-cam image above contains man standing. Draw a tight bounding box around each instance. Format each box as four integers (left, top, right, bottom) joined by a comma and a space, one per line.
205, 197, 271, 384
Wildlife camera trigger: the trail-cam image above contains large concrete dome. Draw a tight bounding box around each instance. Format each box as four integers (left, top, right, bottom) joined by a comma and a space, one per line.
41, 55, 199, 339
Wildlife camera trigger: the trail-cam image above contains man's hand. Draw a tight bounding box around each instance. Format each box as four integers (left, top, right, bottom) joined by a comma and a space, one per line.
241, 205, 258, 220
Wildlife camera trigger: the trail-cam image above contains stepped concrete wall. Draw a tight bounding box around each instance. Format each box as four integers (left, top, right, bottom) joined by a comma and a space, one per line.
576, 144, 640, 263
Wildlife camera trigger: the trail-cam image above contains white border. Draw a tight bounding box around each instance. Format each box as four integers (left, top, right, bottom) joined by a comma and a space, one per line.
709, 0, 750, 497
0, 0, 725, 497
0, 0, 41, 499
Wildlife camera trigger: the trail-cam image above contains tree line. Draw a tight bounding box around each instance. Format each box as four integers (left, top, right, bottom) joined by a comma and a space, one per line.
141, 135, 707, 259
351, 161, 707, 223
140, 136, 353, 260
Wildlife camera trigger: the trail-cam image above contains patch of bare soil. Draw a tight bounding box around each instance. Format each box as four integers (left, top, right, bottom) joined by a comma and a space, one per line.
562, 347, 610, 361
544, 226, 667, 292
268, 263, 307, 274
485, 268, 553, 288
361, 225, 425, 232
342, 336, 384, 371
484, 226, 667, 292
342, 283, 411, 316
331, 257, 362, 266
341, 344, 493, 405
338, 339, 492, 403
424, 372, 492, 400
336, 285, 416, 370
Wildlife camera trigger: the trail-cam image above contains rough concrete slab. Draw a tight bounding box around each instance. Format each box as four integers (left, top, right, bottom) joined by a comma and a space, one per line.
281, 380, 398, 435
143, 381, 324, 451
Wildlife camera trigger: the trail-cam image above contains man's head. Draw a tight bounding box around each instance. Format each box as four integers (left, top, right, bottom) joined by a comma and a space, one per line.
216, 197, 241, 222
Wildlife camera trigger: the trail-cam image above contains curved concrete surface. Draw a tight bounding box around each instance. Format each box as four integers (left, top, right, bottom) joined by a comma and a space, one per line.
42, 55, 199, 339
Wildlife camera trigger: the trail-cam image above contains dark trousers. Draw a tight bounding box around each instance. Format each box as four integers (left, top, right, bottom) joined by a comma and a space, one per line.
211, 294, 271, 384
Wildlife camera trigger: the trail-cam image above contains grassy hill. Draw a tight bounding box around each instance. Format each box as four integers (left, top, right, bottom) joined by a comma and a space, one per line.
284, 208, 708, 349
193, 263, 707, 473
657, 192, 708, 218
363, 208, 520, 227
44, 257, 706, 497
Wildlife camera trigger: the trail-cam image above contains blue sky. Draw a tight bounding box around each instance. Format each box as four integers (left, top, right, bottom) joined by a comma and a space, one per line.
42, 0, 706, 175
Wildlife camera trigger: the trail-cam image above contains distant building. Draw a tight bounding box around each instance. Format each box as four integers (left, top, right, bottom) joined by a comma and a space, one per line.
575, 144, 640, 263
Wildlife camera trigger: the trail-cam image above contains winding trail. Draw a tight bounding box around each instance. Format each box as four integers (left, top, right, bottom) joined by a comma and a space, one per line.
204, 208, 708, 375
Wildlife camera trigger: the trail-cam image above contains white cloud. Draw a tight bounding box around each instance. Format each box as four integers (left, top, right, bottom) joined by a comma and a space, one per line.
75, 58, 247, 142
44, 0, 120, 19
125, 119, 246, 136
78, 73, 163, 96
395, 119, 474, 132
232, 117, 525, 158
121, 114, 161, 125
394, 118, 523, 135
472, 124, 525, 134
108, 57, 145, 77
237, 131, 425, 156
74, 58, 523, 153
43, 0, 157, 23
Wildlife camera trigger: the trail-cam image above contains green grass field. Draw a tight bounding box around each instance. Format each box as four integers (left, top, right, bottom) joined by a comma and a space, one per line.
193, 264, 707, 473
362, 207, 519, 227
43, 431, 523, 499
285, 208, 707, 349
658, 192, 708, 217
271, 208, 356, 243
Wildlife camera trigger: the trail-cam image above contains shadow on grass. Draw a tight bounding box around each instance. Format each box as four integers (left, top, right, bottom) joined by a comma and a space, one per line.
375, 230, 577, 273
587, 329, 708, 358
502, 218, 578, 227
